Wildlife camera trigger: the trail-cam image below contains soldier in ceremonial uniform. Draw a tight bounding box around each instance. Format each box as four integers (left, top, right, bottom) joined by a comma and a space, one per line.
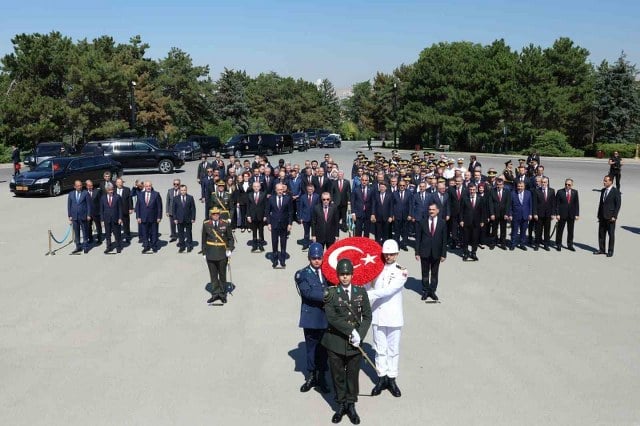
208, 180, 231, 222
202, 207, 235, 304
322, 259, 372, 424
295, 243, 330, 394
366, 240, 407, 398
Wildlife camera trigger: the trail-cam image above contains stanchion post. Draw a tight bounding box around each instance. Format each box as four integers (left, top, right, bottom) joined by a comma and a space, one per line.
47, 230, 52, 256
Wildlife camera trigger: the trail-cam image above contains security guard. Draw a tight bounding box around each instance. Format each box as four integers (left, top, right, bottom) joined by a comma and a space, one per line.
366, 239, 407, 398
202, 207, 234, 304
322, 259, 372, 424
295, 243, 330, 393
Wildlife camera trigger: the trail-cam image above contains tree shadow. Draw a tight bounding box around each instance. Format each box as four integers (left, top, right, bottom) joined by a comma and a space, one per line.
621, 225, 640, 235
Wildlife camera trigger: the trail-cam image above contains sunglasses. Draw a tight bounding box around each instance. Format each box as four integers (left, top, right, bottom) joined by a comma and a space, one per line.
322, 198, 330, 201
565, 183, 572, 186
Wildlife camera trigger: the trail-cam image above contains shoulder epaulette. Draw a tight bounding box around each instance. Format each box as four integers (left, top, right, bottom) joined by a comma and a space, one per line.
396, 264, 406, 270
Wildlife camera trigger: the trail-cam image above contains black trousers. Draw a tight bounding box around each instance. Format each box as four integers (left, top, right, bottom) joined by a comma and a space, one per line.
251, 220, 265, 244
234, 204, 247, 229
271, 228, 288, 264
535, 216, 552, 246
598, 219, 616, 253
104, 220, 122, 249
303, 328, 328, 372
393, 219, 409, 248
207, 257, 228, 296
327, 350, 362, 404
140, 221, 159, 250
448, 218, 461, 246
337, 205, 348, 230
491, 217, 509, 245
463, 224, 480, 253
176, 221, 193, 248
72, 219, 89, 249
556, 218, 575, 247
374, 220, 391, 243
354, 217, 371, 237
302, 221, 312, 243
122, 214, 131, 239
420, 256, 441, 294
168, 215, 177, 238
611, 172, 621, 190
89, 215, 103, 241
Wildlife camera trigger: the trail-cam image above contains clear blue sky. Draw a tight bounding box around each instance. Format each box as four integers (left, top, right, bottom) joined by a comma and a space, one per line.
1, 0, 638, 88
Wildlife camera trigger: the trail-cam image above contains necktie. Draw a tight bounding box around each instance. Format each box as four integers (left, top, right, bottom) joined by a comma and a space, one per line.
316, 268, 322, 284
214, 221, 218, 228
544, 189, 547, 201
145, 192, 150, 205
319, 177, 323, 187
567, 191, 571, 204
174, 190, 178, 197
457, 188, 461, 200
400, 191, 404, 201
439, 194, 443, 203
308, 194, 312, 205
363, 188, 367, 201
498, 190, 502, 202
430, 218, 435, 236
108, 195, 112, 207
471, 196, 475, 208
324, 206, 328, 221
604, 189, 609, 200
344, 288, 350, 302
255, 193, 259, 204
89, 190, 92, 198
381, 193, 384, 204
519, 192, 523, 204
339, 180, 343, 192
76, 191, 80, 202
278, 196, 282, 209
182, 196, 186, 205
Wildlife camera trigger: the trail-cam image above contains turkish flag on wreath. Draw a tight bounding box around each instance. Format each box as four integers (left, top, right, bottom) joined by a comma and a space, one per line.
321, 237, 383, 286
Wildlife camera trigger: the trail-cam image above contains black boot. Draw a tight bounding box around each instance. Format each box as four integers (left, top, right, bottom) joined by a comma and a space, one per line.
346, 403, 360, 424
316, 370, 330, 394
387, 377, 402, 397
371, 375, 387, 396
300, 371, 316, 392
332, 403, 347, 423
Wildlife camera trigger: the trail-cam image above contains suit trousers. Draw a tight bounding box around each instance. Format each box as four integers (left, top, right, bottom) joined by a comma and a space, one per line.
303, 328, 328, 372
104, 221, 122, 249
140, 221, 159, 250
393, 219, 409, 248
168, 215, 177, 238
271, 228, 288, 264
337, 205, 348, 230
302, 221, 312, 243
598, 219, 616, 253
327, 349, 362, 404
122, 214, 131, 239
556, 218, 575, 247
372, 325, 402, 378
251, 220, 265, 245
89, 215, 103, 241
463, 224, 480, 253
354, 217, 370, 238
419, 256, 441, 294
72, 219, 89, 249
176, 221, 193, 248
511, 218, 528, 246
374, 221, 391, 244
491, 217, 509, 245
535, 216, 552, 246
448, 218, 461, 246
207, 257, 228, 296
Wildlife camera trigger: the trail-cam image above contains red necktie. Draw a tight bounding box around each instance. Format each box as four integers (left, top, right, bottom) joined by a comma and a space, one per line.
498, 191, 502, 202
339, 180, 343, 192
471, 197, 475, 208
544, 189, 547, 201
457, 188, 461, 200
430, 218, 435, 236
567, 191, 571, 203
324, 207, 328, 221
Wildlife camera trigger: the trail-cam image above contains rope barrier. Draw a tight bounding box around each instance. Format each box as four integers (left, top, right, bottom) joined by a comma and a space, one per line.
46, 225, 75, 256
50, 224, 72, 244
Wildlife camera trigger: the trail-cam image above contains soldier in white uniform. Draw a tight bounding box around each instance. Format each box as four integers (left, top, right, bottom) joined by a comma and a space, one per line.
366, 239, 408, 397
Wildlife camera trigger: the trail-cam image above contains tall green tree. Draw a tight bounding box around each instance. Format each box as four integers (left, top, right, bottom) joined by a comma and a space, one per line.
317, 78, 341, 129
214, 68, 250, 133
343, 81, 374, 136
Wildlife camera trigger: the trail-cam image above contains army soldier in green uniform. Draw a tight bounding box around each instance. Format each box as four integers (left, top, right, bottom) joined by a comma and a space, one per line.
322, 259, 372, 425
208, 180, 231, 222
202, 207, 234, 304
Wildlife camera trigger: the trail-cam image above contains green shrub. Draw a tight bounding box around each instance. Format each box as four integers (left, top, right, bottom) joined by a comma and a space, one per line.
529, 130, 584, 157
0, 144, 11, 163
594, 142, 636, 158
339, 121, 358, 141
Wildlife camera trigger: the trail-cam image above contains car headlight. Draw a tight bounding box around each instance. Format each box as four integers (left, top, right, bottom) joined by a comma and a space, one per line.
35, 178, 50, 184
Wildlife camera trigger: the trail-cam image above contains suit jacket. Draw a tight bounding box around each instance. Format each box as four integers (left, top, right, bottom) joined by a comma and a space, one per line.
392, 190, 413, 220
100, 193, 123, 223
262, 175, 275, 194
297, 192, 319, 222
331, 179, 351, 207
287, 175, 303, 198
371, 190, 393, 221
166, 187, 181, 215
312, 176, 332, 195
296, 266, 328, 329
448, 185, 468, 219
597, 187, 621, 220
115, 186, 133, 215
429, 191, 450, 219
460, 195, 486, 226
135, 190, 163, 223
87, 188, 102, 217
172, 194, 196, 223
247, 190, 268, 221
197, 161, 212, 180
556, 188, 579, 219
510, 190, 533, 221
534, 187, 557, 218
265, 194, 293, 229
67, 190, 92, 220
311, 204, 340, 243
491, 188, 511, 218
415, 216, 448, 259
351, 185, 373, 219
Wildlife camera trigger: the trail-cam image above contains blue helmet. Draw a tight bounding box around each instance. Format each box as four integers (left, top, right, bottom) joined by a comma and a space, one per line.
308, 243, 324, 259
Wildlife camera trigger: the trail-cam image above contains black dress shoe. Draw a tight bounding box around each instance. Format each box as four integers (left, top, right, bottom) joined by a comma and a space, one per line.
220, 294, 228, 304
179, 247, 185, 253
83, 248, 89, 254
280, 263, 286, 269
499, 244, 507, 250
430, 292, 439, 301
543, 245, 550, 251
556, 246, 561, 251
170, 237, 177, 242
607, 252, 613, 258
104, 247, 113, 254
207, 296, 219, 304
533, 246, 539, 251
272, 263, 278, 269
332, 404, 347, 423
346, 403, 360, 424
187, 247, 193, 253
259, 247, 265, 252
593, 250, 606, 255
471, 253, 478, 261
371, 376, 387, 396
478, 244, 484, 249
401, 246, 408, 251
509, 245, 515, 251
387, 377, 402, 397
152, 249, 158, 253
462, 253, 469, 261
300, 372, 317, 393
421, 291, 428, 301
568, 246, 575, 251
142, 248, 149, 254
116, 248, 122, 253
518, 244, 527, 251
489, 244, 495, 250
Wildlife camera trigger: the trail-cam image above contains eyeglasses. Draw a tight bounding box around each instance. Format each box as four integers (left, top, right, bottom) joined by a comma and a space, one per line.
565, 183, 572, 186
322, 198, 330, 201
173, 183, 180, 186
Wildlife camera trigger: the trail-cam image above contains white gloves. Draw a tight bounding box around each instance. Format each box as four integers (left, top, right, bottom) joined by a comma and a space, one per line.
350, 329, 361, 347
226, 250, 232, 257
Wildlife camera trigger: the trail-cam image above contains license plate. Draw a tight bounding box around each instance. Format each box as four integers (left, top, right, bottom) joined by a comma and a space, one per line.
16, 186, 28, 191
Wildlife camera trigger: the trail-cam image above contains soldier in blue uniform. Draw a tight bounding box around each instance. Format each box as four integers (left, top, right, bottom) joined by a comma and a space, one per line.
295, 243, 330, 393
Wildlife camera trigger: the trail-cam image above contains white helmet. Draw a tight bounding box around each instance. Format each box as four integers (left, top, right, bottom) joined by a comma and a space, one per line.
381, 239, 399, 254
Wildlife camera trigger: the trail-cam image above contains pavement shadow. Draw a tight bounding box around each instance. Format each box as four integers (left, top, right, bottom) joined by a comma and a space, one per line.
288, 343, 338, 410
621, 225, 640, 235
573, 242, 599, 253
359, 342, 378, 386
404, 277, 423, 297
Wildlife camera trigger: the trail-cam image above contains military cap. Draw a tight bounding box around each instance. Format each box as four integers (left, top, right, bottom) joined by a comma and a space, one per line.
209, 207, 221, 215
438, 177, 446, 183
420, 161, 427, 166
437, 161, 446, 167
447, 159, 454, 164
390, 164, 397, 169
403, 176, 412, 181
518, 158, 526, 163
216, 180, 226, 186
457, 158, 464, 163
356, 151, 362, 155
487, 169, 497, 176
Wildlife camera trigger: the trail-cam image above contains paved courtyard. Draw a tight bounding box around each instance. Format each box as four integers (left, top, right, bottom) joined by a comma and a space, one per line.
0, 144, 638, 425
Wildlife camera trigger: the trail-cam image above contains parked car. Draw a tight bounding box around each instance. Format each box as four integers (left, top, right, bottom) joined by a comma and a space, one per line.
173, 141, 203, 160
317, 129, 331, 143
10, 155, 123, 197
24, 142, 74, 170
223, 133, 294, 158
305, 129, 319, 147
82, 140, 184, 174
187, 135, 222, 155
291, 132, 310, 151
319, 134, 342, 148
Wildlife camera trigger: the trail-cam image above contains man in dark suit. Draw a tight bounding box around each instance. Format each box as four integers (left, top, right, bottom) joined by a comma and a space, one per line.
533, 177, 556, 251
98, 171, 113, 192
200, 167, 215, 204
467, 155, 481, 174
489, 178, 511, 249
297, 184, 319, 249
262, 167, 275, 195
85, 180, 103, 245
595, 175, 622, 257
135, 181, 163, 253
295, 243, 330, 394
265, 183, 293, 268
100, 182, 123, 254
67, 180, 92, 254
312, 168, 332, 195
196, 154, 211, 189
555, 178, 580, 251
459, 184, 488, 261
392, 180, 413, 250
114, 178, 133, 243
371, 181, 393, 244
247, 181, 268, 252
351, 174, 373, 238
448, 176, 467, 248
311, 192, 340, 249
509, 181, 533, 250
172, 184, 196, 252
415, 203, 447, 301
166, 179, 181, 242
331, 171, 351, 233
11, 145, 21, 176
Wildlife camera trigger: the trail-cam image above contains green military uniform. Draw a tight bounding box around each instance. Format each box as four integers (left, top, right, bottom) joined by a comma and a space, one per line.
207, 182, 231, 223
202, 216, 234, 300
322, 284, 372, 406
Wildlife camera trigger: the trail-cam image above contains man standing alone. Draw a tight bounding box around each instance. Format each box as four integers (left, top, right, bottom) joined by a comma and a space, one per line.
595, 175, 621, 257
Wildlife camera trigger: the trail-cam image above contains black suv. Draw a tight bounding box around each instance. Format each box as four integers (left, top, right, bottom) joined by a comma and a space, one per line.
187, 135, 222, 155
24, 141, 74, 170
82, 140, 184, 174
291, 132, 309, 151
223, 133, 294, 158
